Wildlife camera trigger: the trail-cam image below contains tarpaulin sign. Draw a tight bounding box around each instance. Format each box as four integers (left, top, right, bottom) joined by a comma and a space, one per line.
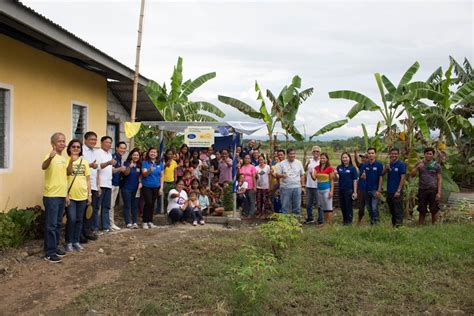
184, 126, 215, 148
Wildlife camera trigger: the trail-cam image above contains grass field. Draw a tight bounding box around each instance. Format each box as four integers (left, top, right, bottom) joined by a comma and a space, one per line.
55, 218, 474, 315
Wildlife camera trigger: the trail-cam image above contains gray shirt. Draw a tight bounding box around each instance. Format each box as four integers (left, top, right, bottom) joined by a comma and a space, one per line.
418, 161, 441, 191
277, 159, 304, 189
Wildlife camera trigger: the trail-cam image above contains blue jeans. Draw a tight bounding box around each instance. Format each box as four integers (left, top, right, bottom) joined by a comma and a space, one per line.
306, 187, 323, 223
168, 206, 192, 223
99, 187, 111, 230
122, 189, 138, 225
245, 189, 256, 216
367, 190, 379, 225
43, 197, 65, 256
191, 208, 204, 222
281, 187, 302, 214
66, 200, 87, 244
339, 190, 353, 225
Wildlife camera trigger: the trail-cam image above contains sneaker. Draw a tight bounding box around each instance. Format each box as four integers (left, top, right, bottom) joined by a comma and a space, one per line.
304, 219, 315, 224
111, 224, 121, 231
56, 249, 67, 257
142, 223, 149, 229
148, 222, 157, 229
193, 220, 198, 226
72, 243, 83, 251
132, 223, 139, 229
103, 229, 110, 233
44, 255, 62, 263
126, 223, 133, 229
199, 220, 205, 225
65, 243, 74, 252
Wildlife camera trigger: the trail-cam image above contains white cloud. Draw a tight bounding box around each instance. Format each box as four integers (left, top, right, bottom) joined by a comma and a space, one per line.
23, 0, 474, 139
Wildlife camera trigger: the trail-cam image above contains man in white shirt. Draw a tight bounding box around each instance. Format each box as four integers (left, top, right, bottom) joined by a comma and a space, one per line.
275, 147, 305, 214
96, 136, 116, 232
82, 131, 99, 240
305, 146, 322, 224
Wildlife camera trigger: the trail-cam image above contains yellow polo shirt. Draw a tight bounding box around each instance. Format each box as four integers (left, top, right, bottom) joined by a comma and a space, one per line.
43, 153, 68, 197
67, 158, 91, 201
163, 160, 177, 182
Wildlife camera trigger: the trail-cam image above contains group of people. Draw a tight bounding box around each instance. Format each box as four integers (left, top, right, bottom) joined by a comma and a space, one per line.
41, 132, 442, 263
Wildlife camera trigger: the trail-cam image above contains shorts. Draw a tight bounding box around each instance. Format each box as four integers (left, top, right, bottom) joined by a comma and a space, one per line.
418, 189, 439, 215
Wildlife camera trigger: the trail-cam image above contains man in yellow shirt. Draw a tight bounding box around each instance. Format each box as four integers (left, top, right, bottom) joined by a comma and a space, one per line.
41, 132, 68, 263
163, 149, 178, 209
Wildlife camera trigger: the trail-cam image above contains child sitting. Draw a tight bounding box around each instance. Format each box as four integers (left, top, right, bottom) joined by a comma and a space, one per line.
188, 192, 205, 226
191, 159, 202, 180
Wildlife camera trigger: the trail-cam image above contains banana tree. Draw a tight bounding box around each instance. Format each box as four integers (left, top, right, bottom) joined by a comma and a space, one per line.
145, 57, 225, 140
266, 75, 314, 147
323, 62, 430, 154
218, 81, 276, 149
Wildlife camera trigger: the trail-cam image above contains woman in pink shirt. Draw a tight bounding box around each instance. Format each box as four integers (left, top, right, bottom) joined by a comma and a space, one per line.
239, 154, 257, 219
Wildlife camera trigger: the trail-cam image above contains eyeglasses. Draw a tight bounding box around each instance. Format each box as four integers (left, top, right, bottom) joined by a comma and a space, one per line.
71, 145, 81, 149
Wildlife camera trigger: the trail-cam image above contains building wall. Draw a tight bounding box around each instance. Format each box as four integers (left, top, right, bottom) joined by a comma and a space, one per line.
0, 35, 107, 210
107, 89, 130, 148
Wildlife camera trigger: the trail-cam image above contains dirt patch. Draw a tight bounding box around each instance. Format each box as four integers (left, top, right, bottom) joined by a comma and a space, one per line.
0, 224, 230, 315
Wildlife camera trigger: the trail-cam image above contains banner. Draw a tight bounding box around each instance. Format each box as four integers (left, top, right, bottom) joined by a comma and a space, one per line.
184, 126, 215, 148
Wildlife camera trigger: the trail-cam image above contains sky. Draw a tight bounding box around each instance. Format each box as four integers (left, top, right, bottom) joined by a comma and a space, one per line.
23, 0, 473, 140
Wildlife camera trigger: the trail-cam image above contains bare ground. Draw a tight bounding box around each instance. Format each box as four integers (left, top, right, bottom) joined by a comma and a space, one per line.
0, 224, 231, 315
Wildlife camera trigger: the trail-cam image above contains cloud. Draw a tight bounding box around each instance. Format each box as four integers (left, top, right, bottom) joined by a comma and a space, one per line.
23, 0, 474, 140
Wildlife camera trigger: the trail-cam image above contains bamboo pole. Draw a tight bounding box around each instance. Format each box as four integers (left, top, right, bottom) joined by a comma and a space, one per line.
130, 0, 146, 148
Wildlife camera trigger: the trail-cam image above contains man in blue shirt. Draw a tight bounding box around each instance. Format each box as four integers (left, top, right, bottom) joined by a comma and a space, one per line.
355, 151, 368, 224
110, 141, 127, 231
384, 148, 406, 227
360, 147, 383, 224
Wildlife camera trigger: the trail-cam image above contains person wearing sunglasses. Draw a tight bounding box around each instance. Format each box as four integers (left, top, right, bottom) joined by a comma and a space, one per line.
65, 139, 91, 252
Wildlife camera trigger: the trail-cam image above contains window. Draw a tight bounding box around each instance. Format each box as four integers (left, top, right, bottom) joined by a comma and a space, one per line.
0, 87, 11, 170
72, 104, 87, 141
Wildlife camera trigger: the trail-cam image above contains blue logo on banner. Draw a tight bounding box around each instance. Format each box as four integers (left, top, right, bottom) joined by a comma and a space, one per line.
187, 134, 197, 139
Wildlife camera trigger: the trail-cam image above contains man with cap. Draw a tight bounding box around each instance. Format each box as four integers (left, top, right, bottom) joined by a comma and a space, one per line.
304, 145, 322, 224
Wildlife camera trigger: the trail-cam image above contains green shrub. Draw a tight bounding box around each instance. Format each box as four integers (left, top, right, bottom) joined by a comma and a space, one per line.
231, 245, 277, 312
222, 182, 234, 212
0, 207, 42, 249
257, 213, 303, 257
0, 213, 19, 248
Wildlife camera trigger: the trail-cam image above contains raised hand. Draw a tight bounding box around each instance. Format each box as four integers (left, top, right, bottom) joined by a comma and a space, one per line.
90, 160, 97, 169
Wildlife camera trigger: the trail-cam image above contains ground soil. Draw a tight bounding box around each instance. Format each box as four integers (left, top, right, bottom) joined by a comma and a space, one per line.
0, 224, 231, 315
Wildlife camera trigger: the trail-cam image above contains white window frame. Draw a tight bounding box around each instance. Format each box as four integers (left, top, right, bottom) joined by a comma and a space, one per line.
0, 83, 13, 174
71, 101, 89, 141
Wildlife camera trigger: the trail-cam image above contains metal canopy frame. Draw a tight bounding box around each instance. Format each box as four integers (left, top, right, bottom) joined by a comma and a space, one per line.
140, 121, 237, 133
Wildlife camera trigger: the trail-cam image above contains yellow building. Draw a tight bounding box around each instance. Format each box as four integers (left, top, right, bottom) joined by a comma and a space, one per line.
0, 1, 162, 210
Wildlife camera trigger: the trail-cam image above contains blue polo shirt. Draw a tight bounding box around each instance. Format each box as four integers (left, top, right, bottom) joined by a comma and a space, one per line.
336, 164, 358, 192
122, 161, 141, 191
112, 153, 123, 186
141, 160, 163, 189
358, 163, 367, 190
387, 160, 406, 193
363, 160, 383, 192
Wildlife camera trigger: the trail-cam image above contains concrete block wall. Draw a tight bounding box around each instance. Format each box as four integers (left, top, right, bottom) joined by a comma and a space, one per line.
107, 89, 130, 148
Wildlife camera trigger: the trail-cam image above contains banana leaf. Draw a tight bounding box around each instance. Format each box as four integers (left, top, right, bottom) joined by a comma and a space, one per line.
181, 72, 217, 99
451, 80, 474, 103
218, 95, 263, 119
311, 119, 348, 138
361, 123, 369, 151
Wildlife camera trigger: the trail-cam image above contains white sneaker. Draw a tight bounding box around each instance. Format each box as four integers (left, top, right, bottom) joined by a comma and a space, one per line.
142, 223, 149, 230
132, 223, 139, 229
111, 224, 121, 231
193, 220, 198, 226
126, 223, 133, 229
199, 220, 205, 225
148, 222, 157, 229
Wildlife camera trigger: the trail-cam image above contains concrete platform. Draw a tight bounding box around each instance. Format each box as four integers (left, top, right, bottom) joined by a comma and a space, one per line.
154, 214, 242, 228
